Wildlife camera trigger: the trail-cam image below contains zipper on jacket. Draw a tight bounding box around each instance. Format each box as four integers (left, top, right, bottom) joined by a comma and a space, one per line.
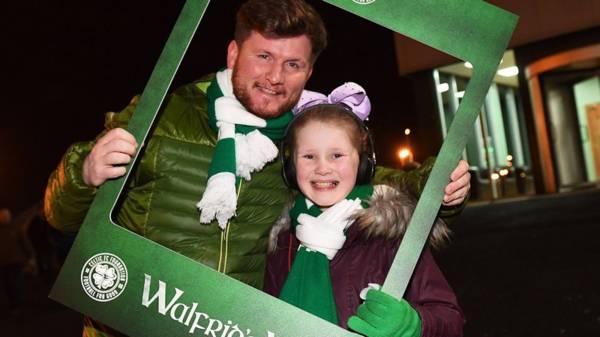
217, 178, 243, 274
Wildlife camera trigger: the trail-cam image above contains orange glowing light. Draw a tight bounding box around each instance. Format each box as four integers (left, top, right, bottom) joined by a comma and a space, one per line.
398, 148, 412, 159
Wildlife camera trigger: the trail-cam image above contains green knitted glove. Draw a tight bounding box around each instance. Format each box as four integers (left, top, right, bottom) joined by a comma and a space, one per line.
347, 289, 421, 337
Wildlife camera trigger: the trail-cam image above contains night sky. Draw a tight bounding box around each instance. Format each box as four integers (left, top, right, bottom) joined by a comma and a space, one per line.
2, 1, 419, 213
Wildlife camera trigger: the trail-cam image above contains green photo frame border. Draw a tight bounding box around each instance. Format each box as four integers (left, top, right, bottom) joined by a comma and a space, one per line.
50, 1, 517, 336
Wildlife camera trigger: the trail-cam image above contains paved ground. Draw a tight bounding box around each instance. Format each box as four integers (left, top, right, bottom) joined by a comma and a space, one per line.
435, 187, 600, 337
2, 188, 599, 337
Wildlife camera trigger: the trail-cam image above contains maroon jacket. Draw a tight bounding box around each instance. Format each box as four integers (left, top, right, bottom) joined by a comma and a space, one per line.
264, 186, 465, 336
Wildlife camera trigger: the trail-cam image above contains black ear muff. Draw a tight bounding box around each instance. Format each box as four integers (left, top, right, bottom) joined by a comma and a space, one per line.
281, 140, 298, 189
356, 152, 375, 185
356, 128, 376, 185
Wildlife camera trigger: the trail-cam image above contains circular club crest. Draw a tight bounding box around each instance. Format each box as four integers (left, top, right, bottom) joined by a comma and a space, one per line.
81, 253, 128, 302
352, 0, 376, 4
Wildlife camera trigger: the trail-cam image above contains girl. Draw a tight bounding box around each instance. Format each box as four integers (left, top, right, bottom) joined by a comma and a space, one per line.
264, 93, 464, 337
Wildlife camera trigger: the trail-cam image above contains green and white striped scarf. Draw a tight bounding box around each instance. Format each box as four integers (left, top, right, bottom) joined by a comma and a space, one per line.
196, 69, 293, 229
280, 185, 373, 324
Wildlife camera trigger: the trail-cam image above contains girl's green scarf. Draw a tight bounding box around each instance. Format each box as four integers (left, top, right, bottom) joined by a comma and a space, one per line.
279, 185, 373, 324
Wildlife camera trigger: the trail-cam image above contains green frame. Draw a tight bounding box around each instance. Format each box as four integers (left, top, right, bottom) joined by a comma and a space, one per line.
50, 1, 517, 336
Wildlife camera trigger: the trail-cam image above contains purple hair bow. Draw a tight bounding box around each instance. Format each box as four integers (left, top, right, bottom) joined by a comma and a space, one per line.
292, 82, 371, 121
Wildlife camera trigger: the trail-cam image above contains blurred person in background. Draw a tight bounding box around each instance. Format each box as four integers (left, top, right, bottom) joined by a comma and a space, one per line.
0, 208, 36, 316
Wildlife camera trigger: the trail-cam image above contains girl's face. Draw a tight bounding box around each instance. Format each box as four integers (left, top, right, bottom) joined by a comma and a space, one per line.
294, 121, 360, 208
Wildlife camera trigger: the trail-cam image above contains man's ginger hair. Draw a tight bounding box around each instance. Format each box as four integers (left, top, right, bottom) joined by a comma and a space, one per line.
234, 0, 327, 63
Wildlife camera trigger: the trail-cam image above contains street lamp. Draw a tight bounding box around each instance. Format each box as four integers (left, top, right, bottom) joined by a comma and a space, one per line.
397, 147, 414, 168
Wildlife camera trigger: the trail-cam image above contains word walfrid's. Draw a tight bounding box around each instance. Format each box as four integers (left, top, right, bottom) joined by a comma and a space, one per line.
142, 274, 278, 337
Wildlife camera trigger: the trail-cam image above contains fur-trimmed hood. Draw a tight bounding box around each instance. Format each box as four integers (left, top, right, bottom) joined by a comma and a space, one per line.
268, 184, 451, 252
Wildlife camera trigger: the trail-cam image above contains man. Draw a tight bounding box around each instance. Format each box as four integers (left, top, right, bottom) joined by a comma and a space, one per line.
45, 0, 470, 335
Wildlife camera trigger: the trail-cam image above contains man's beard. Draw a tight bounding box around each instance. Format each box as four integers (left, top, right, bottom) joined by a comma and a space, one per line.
231, 72, 299, 119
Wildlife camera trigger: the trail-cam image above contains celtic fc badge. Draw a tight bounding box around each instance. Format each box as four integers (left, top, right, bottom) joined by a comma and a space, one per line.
81, 253, 128, 302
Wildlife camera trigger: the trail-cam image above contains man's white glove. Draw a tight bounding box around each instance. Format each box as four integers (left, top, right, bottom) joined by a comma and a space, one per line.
296, 198, 363, 260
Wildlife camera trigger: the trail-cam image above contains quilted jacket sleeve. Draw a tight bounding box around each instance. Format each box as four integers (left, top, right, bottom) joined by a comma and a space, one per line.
372, 157, 466, 224
43, 97, 138, 233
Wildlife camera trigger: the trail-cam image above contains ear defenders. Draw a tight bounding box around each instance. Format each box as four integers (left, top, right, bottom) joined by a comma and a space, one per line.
281, 104, 376, 190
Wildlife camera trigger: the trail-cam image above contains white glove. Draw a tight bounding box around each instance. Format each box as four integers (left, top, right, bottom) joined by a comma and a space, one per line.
296, 198, 362, 260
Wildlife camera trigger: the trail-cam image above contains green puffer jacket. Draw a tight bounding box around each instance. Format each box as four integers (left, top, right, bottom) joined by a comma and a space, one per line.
45, 74, 456, 292
46, 74, 294, 288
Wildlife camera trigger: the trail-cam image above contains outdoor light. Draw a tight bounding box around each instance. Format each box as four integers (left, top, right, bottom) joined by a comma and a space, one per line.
398, 148, 412, 159
499, 168, 509, 176
437, 82, 449, 93
497, 65, 519, 77
491, 173, 500, 180
397, 147, 414, 168
404, 128, 411, 136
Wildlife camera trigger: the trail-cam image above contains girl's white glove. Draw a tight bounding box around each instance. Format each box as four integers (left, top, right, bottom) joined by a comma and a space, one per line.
296, 198, 362, 260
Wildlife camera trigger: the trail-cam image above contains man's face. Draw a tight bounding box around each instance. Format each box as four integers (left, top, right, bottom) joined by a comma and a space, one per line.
227, 31, 313, 119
